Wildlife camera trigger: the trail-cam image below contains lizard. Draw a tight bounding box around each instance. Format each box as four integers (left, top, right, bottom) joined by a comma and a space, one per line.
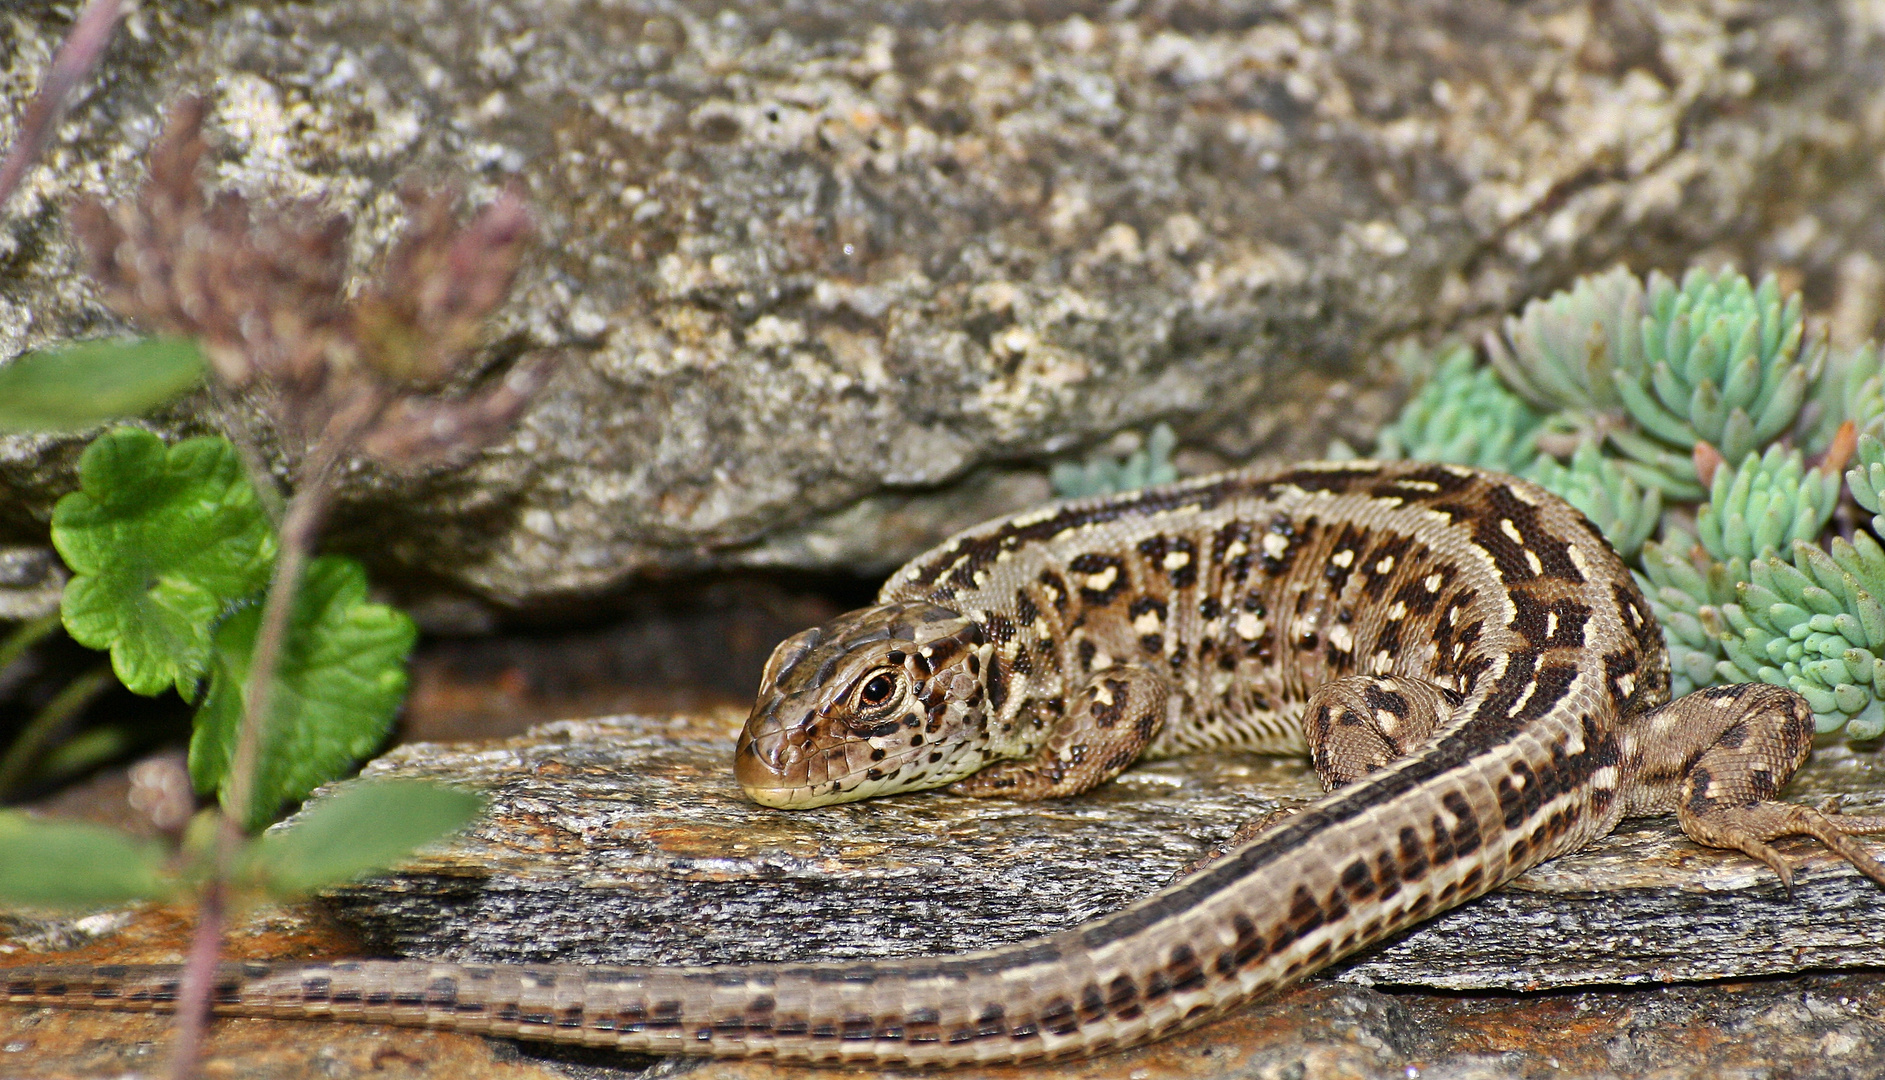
10, 459, 1885, 1067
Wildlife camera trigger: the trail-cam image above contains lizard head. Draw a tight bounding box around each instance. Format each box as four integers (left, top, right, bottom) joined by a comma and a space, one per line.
736, 601, 996, 808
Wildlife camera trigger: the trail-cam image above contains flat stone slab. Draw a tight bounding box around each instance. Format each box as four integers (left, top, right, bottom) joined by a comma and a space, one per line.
320, 710, 1885, 990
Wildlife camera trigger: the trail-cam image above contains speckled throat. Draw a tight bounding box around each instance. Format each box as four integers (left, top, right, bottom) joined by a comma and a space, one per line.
13, 460, 1885, 1066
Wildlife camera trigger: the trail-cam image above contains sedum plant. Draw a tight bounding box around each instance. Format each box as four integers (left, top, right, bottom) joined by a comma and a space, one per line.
1694, 445, 1841, 566
1523, 443, 1660, 561
1607, 268, 1821, 500
1371, 343, 1542, 473
1052, 423, 1179, 499
1717, 537, 1885, 739
1367, 262, 1884, 737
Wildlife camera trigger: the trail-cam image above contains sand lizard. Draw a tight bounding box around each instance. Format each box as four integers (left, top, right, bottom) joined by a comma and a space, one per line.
11, 460, 1885, 1066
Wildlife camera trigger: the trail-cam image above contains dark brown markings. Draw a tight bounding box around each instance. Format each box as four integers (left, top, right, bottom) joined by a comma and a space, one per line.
1168, 944, 1206, 992
1612, 581, 1662, 655
1213, 520, 1257, 584
1363, 683, 1408, 719
1199, 595, 1223, 620
1277, 464, 1385, 494
1340, 858, 1375, 900
1497, 759, 1542, 828
1013, 589, 1041, 628
1366, 463, 1476, 502
901, 471, 1291, 590
985, 652, 1008, 710
1323, 522, 1370, 595
1374, 850, 1403, 898
1069, 552, 1130, 606
1090, 678, 1128, 728
1360, 534, 1417, 599
1463, 484, 1587, 586
1261, 514, 1315, 577
1040, 996, 1079, 1036
1039, 570, 1070, 614
1168, 537, 1199, 588
981, 613, 1017, 646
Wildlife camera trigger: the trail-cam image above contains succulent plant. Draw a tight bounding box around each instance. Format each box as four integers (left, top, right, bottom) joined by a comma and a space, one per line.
1607, 268, 1821, 499
1694, 445, 1841, 565
1524, 443, 1660, 560
1372, 344, 1543, 474
1846, 434, 1885, 540
1718, 535, 1885, 738
1487, 264, 1641, 414
1636, 525, 1741, 697
1051, 422, 1179, 499
1802, 341, 1885, 453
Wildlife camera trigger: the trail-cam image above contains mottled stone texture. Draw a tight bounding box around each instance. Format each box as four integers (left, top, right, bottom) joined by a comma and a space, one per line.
4, 1, 1885, 607
318, 712, 1885, 990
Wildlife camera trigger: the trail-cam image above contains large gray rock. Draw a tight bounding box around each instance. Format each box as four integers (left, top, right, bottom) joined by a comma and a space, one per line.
4, 1, 1884, 608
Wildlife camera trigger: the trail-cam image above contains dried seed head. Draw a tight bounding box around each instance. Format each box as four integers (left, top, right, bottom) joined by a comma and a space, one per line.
68, 95, 553, 469
67, 95, 350, 394
353, 186, 533, 387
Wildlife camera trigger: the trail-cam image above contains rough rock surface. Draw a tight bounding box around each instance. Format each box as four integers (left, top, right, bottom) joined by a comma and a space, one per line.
11, 711, 1885, 1079
318, 711, 1885, 990
6, 1, 1885, 608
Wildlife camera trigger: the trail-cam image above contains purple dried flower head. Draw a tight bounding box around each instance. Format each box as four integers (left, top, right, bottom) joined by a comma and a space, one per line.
67, 95, 553, 471
352, 186, 533, 387
68, 96, 350, 393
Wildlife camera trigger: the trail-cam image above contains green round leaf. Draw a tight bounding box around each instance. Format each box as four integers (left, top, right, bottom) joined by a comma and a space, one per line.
51, 429, 278, 697
190, 555, 418, 830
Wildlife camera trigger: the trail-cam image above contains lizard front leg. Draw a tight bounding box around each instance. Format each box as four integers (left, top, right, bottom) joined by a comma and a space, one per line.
1621, 682, 1885, 891
949, 664, 1168, 799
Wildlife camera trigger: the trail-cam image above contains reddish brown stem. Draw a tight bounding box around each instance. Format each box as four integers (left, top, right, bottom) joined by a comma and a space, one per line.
165, 872, 229, 1080
168, 394, 383, 1080
0, 0, 124, 212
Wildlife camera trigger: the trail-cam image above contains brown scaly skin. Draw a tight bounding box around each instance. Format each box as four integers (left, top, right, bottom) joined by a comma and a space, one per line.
12, 461, 1885, 1066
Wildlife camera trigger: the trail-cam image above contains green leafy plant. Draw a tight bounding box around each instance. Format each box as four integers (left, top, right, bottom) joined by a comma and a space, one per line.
0, 93, 549, 1077
52, 429, 277, 698
192, 557, 416, 828
1367, 263, 1879, 737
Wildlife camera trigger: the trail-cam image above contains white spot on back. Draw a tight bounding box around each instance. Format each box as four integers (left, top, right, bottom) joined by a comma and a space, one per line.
1262, 533, 1290, 559
1567, 543, 1592, 578
1163, 550, 1191, 571
1331, 549, 1355, 568
1329, 624, 1353, 652
1084, 565, 1118, 592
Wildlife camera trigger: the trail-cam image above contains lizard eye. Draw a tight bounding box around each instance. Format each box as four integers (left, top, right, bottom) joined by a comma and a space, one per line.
857, 671, 900, 708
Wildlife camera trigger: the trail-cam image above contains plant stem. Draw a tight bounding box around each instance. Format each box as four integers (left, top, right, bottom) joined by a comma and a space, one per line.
0, 0, 124, 212
164, 875, 227, 1080
0, 663, 112, 801
167, 396, 378, 1080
